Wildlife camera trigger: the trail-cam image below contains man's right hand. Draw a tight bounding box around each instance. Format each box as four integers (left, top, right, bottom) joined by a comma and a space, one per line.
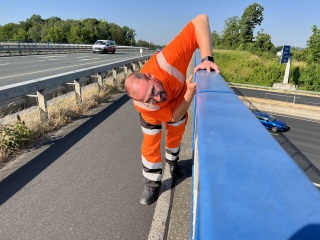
186, 75, 196, 97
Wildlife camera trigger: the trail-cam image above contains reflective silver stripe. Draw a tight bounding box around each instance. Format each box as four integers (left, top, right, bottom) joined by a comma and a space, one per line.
142, 155, 162, 169
156, 52, 185, 85
166, 145, 180, 153
133, 100, 161, 111
143, 170, 162, 181
165, 152, 177, 161
167, 117, 185, 126
141, 126, 162, 135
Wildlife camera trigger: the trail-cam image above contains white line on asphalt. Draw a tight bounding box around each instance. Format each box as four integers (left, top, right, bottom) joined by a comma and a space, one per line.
37, 56, 55, 59
78, 59, 90, 61
0, 63, 10, 66
0, 57, 135, 80
91, 58, 101, 60
76, 56, 89, 58
48, 59, 60, 61
265, 93, 301, 98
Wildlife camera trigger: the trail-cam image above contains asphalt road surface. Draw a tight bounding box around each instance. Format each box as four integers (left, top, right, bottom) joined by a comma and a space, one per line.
231, 86, 320, 107
265, 113, 320, 185
0, 93, 168, 240
0, 51, 154, 87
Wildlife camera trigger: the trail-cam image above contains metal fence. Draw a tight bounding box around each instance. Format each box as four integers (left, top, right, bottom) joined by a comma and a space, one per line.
0, 54, 153, 119
0, 40, 150, 54
191, 49, 320, 239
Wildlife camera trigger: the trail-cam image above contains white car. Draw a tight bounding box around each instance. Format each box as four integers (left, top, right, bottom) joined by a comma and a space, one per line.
92, 40, 116, 54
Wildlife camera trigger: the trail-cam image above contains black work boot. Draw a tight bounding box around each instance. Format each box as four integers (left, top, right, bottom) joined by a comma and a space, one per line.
170, 164, 181, 179
140, 187, 160, 205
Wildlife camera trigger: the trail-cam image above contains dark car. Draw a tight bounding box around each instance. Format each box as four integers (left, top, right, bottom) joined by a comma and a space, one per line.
252, 111, 290, 132
156, 47, 163, 52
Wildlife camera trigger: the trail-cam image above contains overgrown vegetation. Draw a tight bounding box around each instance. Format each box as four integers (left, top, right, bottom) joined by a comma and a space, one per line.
0, 73, 131, 168
212, 3, 320, 91
0, 14, 165, 50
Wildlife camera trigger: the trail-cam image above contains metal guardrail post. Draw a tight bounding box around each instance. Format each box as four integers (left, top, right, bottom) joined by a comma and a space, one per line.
37, 90, 48, 122
97, 72, 103, 89
74, 79, 82, 104
130, 63, 136, 72
124, 65, 128, 77
112, 69, 118, 85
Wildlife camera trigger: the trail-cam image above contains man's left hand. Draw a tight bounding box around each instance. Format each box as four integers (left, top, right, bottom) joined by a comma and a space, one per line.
194, 61, 221, 74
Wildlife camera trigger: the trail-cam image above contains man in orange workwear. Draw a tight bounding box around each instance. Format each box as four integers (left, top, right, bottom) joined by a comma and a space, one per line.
125, 15, 221, 205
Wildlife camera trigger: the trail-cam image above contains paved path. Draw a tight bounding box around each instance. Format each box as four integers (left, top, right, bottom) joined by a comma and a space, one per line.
0, 92, 164, 239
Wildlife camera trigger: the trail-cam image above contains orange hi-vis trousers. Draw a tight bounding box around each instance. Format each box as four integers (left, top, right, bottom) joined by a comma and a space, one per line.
140, 113, 188, 189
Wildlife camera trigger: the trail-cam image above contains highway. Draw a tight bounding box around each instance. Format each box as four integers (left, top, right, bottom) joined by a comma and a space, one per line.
0, 51, 154, 87
264, 113, 320, 185
231, 86, 320, 106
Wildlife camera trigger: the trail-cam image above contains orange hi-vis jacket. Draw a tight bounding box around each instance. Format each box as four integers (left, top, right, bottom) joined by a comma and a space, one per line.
133, 22, 198, 123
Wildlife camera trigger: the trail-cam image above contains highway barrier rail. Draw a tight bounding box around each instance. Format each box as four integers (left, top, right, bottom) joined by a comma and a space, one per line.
0, 54, 152, 119
0, 41, 150, 54
191, 49, 320, 240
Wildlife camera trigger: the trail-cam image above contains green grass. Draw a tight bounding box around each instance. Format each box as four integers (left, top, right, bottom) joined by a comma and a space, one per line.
213, 49, 308, 88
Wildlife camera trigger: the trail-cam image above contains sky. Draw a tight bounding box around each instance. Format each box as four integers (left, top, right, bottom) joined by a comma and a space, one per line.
0, 0, 319, 48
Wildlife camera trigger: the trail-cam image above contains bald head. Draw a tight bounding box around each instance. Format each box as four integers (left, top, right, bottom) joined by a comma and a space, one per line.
125, 72, 149, 98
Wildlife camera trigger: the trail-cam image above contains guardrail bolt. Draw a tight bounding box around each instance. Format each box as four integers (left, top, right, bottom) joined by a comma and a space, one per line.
74, 79, 82, 104
37, 90, 48, 122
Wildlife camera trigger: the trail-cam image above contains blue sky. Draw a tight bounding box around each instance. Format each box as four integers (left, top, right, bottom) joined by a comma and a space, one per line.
0, 0, 319, 48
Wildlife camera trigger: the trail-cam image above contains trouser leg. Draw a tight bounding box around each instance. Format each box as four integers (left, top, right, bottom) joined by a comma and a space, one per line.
140, 113, 162, 189
165, 113, 188, 166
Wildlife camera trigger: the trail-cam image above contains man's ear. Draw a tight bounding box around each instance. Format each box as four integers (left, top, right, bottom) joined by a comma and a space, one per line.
146, 72, 154, 79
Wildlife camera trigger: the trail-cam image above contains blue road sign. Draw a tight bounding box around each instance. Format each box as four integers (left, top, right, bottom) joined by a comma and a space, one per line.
281, 45, 291, 64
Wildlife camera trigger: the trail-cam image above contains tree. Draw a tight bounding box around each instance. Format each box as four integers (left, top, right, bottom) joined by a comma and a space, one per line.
240, 3, 264, 43
306, 25, 320, 63
26, 14, 44, 27
212, 30, 221, 48
28, 25, 42, 41
0, 23, 19, 39
220, 16, 241, 48
253, 31, 275, 53
13, 28, 28, 40
45, 27, 65, 42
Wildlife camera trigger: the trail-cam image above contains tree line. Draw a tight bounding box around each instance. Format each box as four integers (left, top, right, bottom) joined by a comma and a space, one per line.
212, 3, 320, 65
0, 14, 163, 49
212, 3, 320, 91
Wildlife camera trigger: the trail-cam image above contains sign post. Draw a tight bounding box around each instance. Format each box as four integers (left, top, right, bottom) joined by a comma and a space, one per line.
280, 45, 292, 84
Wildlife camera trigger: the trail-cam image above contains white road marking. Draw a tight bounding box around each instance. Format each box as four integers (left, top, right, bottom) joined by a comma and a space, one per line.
91, 58, 101, 60
0, 57, 134, 80
78, 59, 90, 61
265, 93, 301, 98
0, 63, 10, 66
38, 56, 55, 59
76, 56, 89, 58
48, 59, 60, 61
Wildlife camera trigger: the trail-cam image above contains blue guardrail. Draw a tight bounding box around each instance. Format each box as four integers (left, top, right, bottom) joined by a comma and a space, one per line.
191, 49, 320, 240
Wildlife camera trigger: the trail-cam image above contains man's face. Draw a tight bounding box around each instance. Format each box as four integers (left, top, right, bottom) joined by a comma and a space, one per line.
130, 73, 168, 104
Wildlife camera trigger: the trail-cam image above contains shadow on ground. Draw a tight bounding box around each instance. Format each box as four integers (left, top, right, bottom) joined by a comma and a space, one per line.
0, 94, 130, 206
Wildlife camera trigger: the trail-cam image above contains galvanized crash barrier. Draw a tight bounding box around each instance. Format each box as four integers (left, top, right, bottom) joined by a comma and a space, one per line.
191, 49, 320, 240
0, 55, 152, 120
0, 41, 150, 54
